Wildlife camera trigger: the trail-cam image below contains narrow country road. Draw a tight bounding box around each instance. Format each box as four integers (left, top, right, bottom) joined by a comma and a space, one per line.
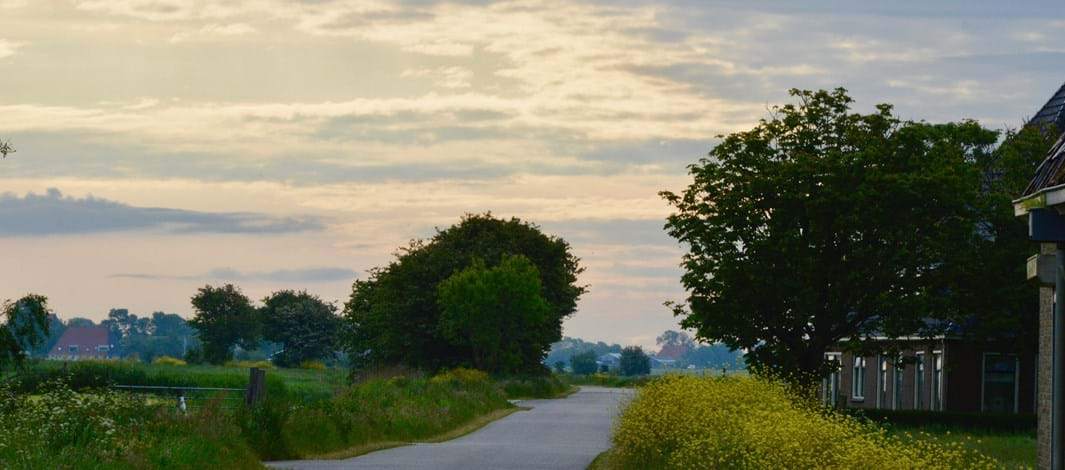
267, 386, 634, 470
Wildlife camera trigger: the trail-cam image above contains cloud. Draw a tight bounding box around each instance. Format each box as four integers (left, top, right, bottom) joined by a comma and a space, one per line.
112, 266, 357, 283
0, 188, 323, 236
170, 22, 257, 43
0, 39, 21, 60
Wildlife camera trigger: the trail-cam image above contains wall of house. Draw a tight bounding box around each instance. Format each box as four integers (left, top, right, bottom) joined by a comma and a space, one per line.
945, 341, 982, 413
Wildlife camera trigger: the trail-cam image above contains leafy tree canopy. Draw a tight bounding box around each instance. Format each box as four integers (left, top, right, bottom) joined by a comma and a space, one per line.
261, 290, 341, 367
619, 346, 651, 376
343, 213, 585, 373
662, 88, 1042, 382
1, 294, 49, 370
438, 255, 552, 374
188, 284, 259, 364
569, 350, 599, 375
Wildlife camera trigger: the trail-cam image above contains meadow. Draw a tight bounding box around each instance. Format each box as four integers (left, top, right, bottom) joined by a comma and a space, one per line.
0, 361, 571, 469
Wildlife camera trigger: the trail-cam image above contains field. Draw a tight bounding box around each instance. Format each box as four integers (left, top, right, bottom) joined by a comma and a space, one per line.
0, 361, 571, 469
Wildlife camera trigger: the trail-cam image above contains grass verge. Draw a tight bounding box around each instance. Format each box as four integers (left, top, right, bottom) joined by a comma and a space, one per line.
307, 407, 526, 460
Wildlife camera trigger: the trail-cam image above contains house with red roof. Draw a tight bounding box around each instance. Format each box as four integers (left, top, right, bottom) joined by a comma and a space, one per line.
47, 326, 113, 360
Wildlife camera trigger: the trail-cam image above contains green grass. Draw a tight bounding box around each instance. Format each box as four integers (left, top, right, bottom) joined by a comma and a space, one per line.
9, 360, 347, 401
3, 363, 563, 467
887, 424, 1036, 469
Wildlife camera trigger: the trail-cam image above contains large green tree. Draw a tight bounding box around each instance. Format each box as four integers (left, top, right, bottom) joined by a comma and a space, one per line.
261, 290, 341, 367
661, 88, 1024, 381
188, 284, 259, 364
437, 255, 552, 373
343, 213, 585, 372
1, 294, 49, 370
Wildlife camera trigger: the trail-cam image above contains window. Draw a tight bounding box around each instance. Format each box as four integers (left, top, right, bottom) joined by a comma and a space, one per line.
68, 344, 79, 354
893, 355, 905, 410
914, 352, 925, 410
96, 345, 110, 352
931, 352, 944, 411
852, 356, 866, 400
878, 356, 889, 408
982, 353, 1019, 413
823, 353, 842, 407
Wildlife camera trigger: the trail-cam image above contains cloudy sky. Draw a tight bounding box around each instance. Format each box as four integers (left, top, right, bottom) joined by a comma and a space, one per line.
0, 0, 1062, 348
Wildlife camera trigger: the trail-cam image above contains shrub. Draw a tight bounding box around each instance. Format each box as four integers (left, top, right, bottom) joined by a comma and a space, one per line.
300, 360, 327, 371
430, 367, 489, 385
612, 375, 998, 469
0, 379, 259, 469
619, 346, 650, 376
499, 375, 571, 399
224, 360, 273, 369
849, 408, 1036, 434
570, 350, 598, 375
152, 356, 187, 366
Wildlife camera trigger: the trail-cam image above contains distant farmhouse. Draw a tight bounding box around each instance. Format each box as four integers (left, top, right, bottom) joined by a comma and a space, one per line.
47, 326, 113, 360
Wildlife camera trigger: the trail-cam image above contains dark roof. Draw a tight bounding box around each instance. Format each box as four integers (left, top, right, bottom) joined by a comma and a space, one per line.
1031, 82, 1065, 130
1021, 81, 1065, 197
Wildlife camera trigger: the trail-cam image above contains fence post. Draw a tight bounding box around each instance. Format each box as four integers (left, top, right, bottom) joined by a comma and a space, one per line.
246, 367, 266, 406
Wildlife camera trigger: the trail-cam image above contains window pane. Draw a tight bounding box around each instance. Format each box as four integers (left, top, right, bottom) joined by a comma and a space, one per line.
983, 354, 1017, 413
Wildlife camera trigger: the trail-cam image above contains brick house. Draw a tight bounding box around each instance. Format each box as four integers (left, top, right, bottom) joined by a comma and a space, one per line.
821, 336, 1036, 414
47, 326, 113, 360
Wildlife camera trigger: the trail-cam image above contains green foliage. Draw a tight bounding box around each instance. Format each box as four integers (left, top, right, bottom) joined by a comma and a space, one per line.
661, 88, 1040, 381
848, 408, 1036, 434
0, 380, 261, 469
561, 372, 651, 388
497, 374, 572, 399
237, 370, 512, 460
188, 284, 260, 364
1, 294, 50, 370
344, 213, 585, 373
553, 361, 566, 373
619, 346, 650, 376
569, 350, 598, 375
261, 290, 341, 367
437, 255, 552, 374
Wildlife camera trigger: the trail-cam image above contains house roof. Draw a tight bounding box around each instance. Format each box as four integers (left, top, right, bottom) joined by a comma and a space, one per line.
52, 326, 110, 353
1021, 81, 1065, 197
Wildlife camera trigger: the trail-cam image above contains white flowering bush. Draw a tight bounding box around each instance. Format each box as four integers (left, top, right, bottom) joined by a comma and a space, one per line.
0, 379, 153, 467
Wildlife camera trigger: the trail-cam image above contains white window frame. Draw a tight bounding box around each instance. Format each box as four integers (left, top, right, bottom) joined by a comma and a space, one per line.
852, 356, 866, 400
823, 353, 842, 407
931, 351, 944, 411
914, 352, 925, 410
893, 354, 904, 410
877, 355, 889, 409
980, 352, 1020, 413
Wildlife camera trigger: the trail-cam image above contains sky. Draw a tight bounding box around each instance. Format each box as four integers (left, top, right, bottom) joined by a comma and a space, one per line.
0, 0, 1063, 349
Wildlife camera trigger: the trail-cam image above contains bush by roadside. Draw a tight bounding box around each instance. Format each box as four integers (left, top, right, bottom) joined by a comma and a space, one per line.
609, 375, 998, 469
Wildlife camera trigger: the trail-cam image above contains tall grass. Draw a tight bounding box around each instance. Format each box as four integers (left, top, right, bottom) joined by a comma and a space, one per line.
610, 374, 999, 469
240, 368, 513, 460
0, 379, 260, 469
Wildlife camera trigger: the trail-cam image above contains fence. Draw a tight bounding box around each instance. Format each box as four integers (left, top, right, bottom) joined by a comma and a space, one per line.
112, 367, 268, 411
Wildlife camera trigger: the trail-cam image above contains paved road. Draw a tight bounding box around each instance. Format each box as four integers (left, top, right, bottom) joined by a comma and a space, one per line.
267, 386, 633, 470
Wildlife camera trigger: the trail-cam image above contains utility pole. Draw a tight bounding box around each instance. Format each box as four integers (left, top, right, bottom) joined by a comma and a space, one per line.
1029, 208, 1065, 470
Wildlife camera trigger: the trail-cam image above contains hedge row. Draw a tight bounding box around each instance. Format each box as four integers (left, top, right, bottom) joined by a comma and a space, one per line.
847, 408, 1036, 433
